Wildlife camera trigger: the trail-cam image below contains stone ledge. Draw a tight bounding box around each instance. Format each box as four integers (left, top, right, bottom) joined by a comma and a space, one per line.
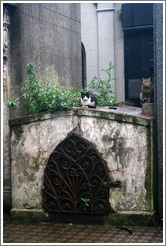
73, 107, 153, 126
142, 103, 154, 116
10, 209, 155, 225
108, 211, 156, 226
9, 110, 75, 126
10, 209, 49, 222
9, 107, 154, 127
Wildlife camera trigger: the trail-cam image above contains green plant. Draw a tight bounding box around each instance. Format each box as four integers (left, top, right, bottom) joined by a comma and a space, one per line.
7, 98, 20, 110
8, 62, 81, 113
86, 60, 117, 107
8, 60, 118, 113
117, 8, 122, 16
81, 198, 90, 207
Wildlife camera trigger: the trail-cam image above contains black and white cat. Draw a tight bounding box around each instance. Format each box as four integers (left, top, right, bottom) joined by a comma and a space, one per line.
80, 92, 97, 108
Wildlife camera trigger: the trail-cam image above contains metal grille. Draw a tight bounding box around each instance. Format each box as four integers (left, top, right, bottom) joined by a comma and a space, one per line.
43, 133, 110, 214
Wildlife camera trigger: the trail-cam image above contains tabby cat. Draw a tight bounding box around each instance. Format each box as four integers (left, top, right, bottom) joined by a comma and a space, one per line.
140, 77, 154, 103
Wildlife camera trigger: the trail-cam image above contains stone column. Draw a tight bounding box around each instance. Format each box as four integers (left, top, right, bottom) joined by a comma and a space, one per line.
153, 3, 163, 220
97, 3, 115, 91
3, 4, 11, 212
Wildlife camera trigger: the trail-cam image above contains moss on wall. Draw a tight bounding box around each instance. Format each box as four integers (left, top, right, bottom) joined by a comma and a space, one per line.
10, 108, 154, 224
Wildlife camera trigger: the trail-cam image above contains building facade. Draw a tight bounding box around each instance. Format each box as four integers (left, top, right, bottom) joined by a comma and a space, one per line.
3, 2, 163, 221
81, 3, 125, 102
3, 2, 82, 211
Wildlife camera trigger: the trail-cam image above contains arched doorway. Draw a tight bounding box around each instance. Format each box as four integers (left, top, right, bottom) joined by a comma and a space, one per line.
81, 43, 87, 89
43, 133, 110, 216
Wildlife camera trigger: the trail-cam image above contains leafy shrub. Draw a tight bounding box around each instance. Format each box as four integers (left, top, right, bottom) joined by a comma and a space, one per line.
86, 60, 117, 107
8, 60, 117, 113
8, 63, 81, 113
7, 98, 20, 110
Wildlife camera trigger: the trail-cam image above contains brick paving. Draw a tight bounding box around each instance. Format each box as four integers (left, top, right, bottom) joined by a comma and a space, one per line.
3, 214, 163, 244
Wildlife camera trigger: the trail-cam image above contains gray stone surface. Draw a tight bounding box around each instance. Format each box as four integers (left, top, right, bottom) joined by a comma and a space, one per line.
10, 113, 78, 209
9, 3, 81, 118
153, 3, 163, 219
3, 2, 81, 213
142, 103, 154, 116
3, 4, 13, 212
10, 109, 154, 216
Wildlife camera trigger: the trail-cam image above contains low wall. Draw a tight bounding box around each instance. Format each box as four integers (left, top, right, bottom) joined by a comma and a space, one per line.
9, 107, 154, 225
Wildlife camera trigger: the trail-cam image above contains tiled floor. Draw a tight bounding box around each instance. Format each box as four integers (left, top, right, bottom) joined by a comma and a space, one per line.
3, 215, 163, 244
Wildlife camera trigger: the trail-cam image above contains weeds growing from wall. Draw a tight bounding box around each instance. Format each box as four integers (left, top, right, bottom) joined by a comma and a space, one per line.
8, 63, 81, 113
8, 61, 117, 113
86, 60, 117, 107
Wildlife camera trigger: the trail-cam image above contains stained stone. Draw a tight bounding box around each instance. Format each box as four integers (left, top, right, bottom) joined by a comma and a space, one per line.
142, 103, 154, 116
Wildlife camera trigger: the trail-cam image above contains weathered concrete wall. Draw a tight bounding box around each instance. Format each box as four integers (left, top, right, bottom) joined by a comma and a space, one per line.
79, 116, 148, 211
9, 3, 81, 118
3, 4, 15, 212
10, 108, 154, 223
10, 111, 78, 210
76, 109, 154, 214
3, 2, 81, 213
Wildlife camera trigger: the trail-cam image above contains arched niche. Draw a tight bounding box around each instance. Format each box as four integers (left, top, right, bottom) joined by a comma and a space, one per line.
43, 133, 111, 215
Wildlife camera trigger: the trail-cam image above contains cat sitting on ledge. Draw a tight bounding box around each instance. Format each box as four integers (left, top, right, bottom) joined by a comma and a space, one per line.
140, 77, 154, 103
80, 92, 97, 108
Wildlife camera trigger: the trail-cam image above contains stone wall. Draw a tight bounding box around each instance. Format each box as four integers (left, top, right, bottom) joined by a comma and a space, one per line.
9, 3, 81, 118
3, 3, 81, 211
10, 108, 154, 224
3, 4, 16, 212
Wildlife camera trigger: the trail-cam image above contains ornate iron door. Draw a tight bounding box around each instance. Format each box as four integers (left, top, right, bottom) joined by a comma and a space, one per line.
43, 134, 110, 215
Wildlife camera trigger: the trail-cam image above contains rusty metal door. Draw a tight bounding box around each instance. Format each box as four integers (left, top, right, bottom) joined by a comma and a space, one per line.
43, 133, 110, 215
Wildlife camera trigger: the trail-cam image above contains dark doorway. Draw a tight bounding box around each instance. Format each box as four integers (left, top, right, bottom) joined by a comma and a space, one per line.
122, 3, 154, 106
81, 43, 87, 89
43, 133, 110, 219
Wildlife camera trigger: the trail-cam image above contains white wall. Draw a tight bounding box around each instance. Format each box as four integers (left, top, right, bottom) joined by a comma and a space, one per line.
81, 3, 125, 102
81, 3, 98, 82
114, 3, 125, 102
